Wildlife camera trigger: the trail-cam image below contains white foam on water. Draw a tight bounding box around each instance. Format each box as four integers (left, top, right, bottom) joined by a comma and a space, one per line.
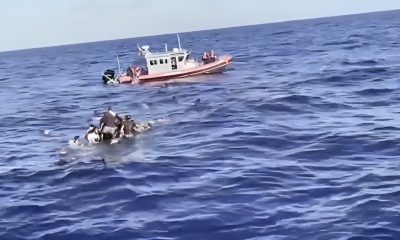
141, 103, 150, 110
91, 117, 101, 123
156, 118, 170, 124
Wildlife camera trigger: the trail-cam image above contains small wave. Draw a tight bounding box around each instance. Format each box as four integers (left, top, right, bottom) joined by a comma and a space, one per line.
341, 59, 379, 66
309, 48, 327, 53
355, 88, 394, 96
278, 42, 294, 46
363, 139, 399, 153
274, 94, 322, 105
253, 102, 308, 114
269, 30, 295, 36
325, 75, 346, 82
323, 40, 357, 46
87, 60, 100, 65
348, 33, 365, 38
1, 204, 49, 219
371, 126, 400, 131
355, 227, 400, 239
312, 101, 353, 110
344, 66, 388, 75
343, 43, 370, 50
307, 75, 358, 87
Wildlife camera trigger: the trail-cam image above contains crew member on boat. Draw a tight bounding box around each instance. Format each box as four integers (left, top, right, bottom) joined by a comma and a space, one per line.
202, 50, 217, 64
202, 52, 208, 62
127, 66, 134, 78
210, 50, 217, 60
134, 66, 141, 78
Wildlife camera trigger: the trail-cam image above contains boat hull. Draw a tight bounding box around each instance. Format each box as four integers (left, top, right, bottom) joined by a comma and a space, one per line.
120, 55, 233, 84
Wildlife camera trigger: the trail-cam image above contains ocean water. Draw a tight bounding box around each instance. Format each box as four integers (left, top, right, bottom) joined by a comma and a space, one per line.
1, 10, 400, 240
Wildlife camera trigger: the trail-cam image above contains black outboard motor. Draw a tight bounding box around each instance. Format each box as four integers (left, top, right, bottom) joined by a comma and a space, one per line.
102, 69, 115, 84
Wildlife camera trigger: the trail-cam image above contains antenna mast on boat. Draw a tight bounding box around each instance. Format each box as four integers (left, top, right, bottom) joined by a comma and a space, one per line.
165, 43, 168, 52
177, 34, 181, 50
117, 55, 122, 75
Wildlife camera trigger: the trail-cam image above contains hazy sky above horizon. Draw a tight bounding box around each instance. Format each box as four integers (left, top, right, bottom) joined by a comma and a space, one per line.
1, 0, 400, 52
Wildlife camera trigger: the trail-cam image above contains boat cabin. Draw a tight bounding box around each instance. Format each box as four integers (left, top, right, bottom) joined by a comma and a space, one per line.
137, 38, 199, 75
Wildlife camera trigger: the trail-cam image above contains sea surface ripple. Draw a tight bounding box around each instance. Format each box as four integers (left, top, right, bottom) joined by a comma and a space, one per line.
1, 10, 400, 240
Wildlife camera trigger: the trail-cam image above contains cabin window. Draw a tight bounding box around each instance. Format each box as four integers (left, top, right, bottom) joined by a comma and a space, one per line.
178, 56, 184, 62
160, 59, 164, 64
154, 60, 157, 65
165, 59, 168, 64
150, 60, 154, 65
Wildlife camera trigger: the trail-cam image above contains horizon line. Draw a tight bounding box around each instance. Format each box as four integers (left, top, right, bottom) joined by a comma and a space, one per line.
1, 8, 398, 54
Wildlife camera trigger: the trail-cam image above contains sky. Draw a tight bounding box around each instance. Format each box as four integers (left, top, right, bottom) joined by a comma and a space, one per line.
0, 0, 400, 52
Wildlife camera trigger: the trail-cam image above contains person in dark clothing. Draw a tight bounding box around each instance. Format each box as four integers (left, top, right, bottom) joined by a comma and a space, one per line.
114, 118, 123, 138
99, 106, 123, 140
120, 115, 136, 137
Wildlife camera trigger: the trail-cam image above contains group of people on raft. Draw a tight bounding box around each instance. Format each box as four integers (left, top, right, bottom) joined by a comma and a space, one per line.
72, 106, 151, 146
202, 50, 217, 64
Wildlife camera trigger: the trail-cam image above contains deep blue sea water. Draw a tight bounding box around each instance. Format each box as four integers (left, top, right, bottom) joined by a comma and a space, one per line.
1, 10, 400, 240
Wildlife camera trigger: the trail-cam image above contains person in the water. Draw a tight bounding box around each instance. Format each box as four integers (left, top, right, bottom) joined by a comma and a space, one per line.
68, 135, 84, 147
99, 106, 122, 140
120, 115, 136, 137
85, 124, 101, 144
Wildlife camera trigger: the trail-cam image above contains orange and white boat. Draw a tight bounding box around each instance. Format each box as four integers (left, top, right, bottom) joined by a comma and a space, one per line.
102, 35, 233, 85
